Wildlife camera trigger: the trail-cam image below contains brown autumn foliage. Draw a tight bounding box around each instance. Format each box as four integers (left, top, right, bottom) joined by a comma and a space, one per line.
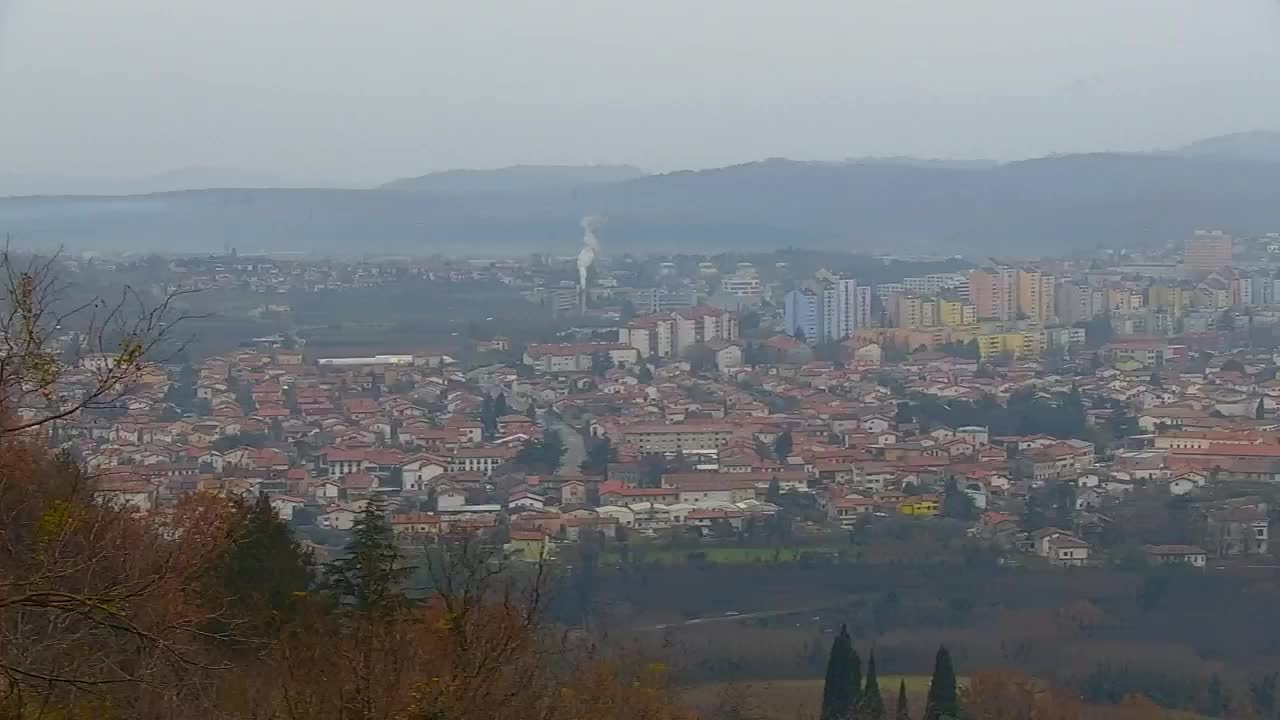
0, 437, 238, 716
0, 436, 691, 720
962, 670, 1191, 720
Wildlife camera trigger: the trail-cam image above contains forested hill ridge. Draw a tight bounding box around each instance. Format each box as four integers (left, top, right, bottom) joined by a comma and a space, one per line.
7, 134, 1280, 256
379, 164, 647, 193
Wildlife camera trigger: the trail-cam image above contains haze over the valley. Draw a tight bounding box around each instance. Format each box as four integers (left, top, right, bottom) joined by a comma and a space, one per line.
3, 0, 1280, 193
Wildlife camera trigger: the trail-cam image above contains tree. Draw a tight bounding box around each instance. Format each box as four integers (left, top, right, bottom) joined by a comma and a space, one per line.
0, 249, 196, 437
236, 383, 257, 414
896, 679, 911, 720
637, 363, 654, 384
493, 392, 509, 419
767, 477, 783, 505
820, 624, 862, 720
774, 430, 794, 461
481, 394, 498, 439
516, 433, 567, 475
862, 650, 886, 720
1204, 672, 1230, 717
580, 436, 617, 476
208, 492, 313, 639
1249, 672, 1277, 720
1258, 397, 1267, 420
895, 401, 915, 426
925, 645, 958, 720
323, 497, 409, 614
0, 442, 233, 702
591, 351, 613, 377
941, 477, 976, 521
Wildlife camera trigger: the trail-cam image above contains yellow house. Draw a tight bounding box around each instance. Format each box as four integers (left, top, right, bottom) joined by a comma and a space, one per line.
899, 499, 940, 517
507, 530, 553, 561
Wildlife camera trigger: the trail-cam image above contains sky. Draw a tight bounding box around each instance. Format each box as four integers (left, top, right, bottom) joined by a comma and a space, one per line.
2, 0, 1280, 188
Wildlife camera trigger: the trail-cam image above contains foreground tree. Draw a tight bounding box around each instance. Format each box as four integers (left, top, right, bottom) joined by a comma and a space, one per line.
324, 497, 409, 614
821, 624, 862, 720
0, 249, 196, 437
925, 645, 958, 720
862, 650, 885, 720
896, 679, 911, 720
0, 441, 233, 713
206, 491, 314, 640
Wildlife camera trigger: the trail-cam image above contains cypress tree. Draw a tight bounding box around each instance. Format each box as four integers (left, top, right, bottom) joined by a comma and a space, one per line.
851, 642, 863, 711
896, 679, 910, 720
208, 492, 313, 639
862, 650, 885, 719
774, 430, 794, 461
324, 496, 410, 614
821, 624, 857, 720
925, 646, 958, 720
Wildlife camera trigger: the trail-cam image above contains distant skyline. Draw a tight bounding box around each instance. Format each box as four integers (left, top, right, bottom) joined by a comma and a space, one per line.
3, 0, 1280, 189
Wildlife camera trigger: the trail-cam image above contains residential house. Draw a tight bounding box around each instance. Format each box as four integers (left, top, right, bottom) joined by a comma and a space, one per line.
1145, 544, 1208, 567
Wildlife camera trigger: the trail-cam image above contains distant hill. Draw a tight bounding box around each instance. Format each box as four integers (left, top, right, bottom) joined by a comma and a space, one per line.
380, 164, 646, 193
0, 167, 318, 197
1176, 131, 1280, 164
7, 139, 1280, 256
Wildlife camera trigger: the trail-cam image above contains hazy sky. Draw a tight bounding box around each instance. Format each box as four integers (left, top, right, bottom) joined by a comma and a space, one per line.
3, 0, 1280, 186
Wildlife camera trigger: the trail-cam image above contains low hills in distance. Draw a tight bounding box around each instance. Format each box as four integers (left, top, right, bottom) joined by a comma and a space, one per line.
379, 164, 645, 194
5, 131, 1280, 257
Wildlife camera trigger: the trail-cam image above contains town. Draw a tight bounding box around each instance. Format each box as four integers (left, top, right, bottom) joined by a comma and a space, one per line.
40, 227, 1280, 577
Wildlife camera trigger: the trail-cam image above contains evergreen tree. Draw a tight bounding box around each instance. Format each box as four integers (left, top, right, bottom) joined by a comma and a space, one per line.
896, 679, 911, 720
494, 392, 509, 418
862, 650, 885, 720
637, 363, 654, 384
1258, 397, 1267, 420
821, 624, 858, 720
925, 646, 958, 720
940, 476, 976, 520
209, 492, 313, 639
480, 394, 497, 439
774, 430, 794, 461
323, 497, 409, 614
1205, 672, 1230, 717
767, 477, 783, 505
580, 436, 618, 476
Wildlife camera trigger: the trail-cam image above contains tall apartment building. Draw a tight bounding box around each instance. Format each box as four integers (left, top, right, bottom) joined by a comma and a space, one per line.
1055, 281, 1092, 325
783, 289, 821, 341
1184, 230, 1234, 275
891, 294, 926, 329
969, 267, 1016, 321
1016, 269, 1043, 323
1015, 269, 1057, 324
937, 299, 977, 326
785, 279, 870, 343
855, 285, 873, 329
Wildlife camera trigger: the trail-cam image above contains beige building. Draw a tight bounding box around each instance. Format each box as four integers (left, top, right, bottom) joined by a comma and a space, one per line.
1184, 230, 1233, 275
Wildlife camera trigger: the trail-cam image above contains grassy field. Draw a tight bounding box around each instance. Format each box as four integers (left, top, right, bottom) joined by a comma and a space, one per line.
681, 675, 944, 719
603, 544, 846, 566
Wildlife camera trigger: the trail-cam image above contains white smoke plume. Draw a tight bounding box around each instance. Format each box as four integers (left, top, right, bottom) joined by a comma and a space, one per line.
577, 215, 604, 289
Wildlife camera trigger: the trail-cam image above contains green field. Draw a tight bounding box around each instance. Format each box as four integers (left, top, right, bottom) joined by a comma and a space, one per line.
602, 544, 847, 566
681, 675, 945, 718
